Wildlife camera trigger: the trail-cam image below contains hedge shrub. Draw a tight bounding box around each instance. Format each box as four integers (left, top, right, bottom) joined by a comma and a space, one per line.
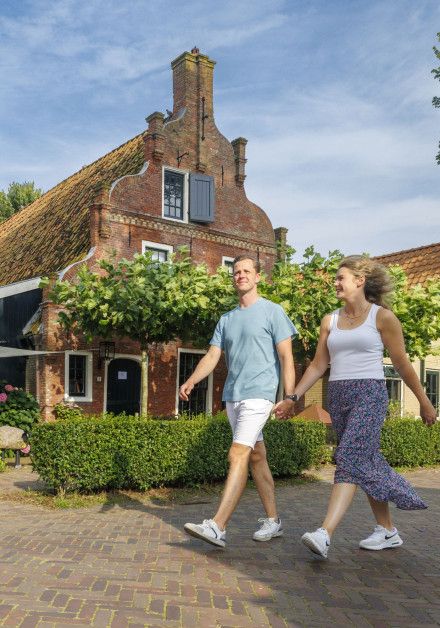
30, 415, 327, 493
380, 418, 440, 467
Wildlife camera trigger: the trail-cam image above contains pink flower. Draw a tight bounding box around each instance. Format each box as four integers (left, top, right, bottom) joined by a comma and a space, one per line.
4, 384, 14, 392
0, 393, 7, 403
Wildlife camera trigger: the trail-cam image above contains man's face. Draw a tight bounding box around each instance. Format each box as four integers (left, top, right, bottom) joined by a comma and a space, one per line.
233, 259, 260, 295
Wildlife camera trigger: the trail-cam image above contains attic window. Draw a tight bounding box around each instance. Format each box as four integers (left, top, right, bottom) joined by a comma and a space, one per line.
164, 169, 185, 220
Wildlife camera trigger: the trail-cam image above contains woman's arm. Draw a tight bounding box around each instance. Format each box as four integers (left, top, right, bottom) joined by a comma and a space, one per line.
378, 308, 437, 425
274, 315, 331, 419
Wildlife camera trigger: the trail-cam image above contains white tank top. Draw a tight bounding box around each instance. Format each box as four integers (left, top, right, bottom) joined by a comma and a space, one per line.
327, 303, 385, 381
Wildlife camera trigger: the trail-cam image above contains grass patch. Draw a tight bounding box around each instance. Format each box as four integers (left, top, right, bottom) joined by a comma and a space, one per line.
0, 474, 319, 510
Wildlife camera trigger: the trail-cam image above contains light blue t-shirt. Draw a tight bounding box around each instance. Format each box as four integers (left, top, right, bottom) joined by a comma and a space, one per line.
210, 297, 297, 402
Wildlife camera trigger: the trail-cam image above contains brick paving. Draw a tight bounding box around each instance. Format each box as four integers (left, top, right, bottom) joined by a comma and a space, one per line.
0, 465, 439, 627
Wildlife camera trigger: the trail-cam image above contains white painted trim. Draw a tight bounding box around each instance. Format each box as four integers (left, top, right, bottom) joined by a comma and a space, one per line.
103, 353, 142, 413
0, 277, 41, 298
64, 351, 93, 403
384, 362, 404, 412
162, 165, 189, 224
109, 161, 149, 198
222, 256, 235, 273
141, 240, 174, 261
59, 247, 96, 280
175, 348, 213, 415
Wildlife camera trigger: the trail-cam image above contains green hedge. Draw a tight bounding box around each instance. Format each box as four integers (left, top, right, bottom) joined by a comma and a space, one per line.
30, 415, 327, 492
380, 418, 440, 467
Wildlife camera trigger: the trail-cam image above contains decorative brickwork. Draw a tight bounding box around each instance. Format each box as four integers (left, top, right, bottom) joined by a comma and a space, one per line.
0, 49, 285, 419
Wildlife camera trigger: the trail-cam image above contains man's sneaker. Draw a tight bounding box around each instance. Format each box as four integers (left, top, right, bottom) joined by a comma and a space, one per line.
301, 527, 330, 558
253, 517, 284, 542
184, 519, 226, 548
359, 525, 403, 550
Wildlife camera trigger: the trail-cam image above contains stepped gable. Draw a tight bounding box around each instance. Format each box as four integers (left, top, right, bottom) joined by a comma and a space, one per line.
0, 133, 145, 286
374, 242, 440, 287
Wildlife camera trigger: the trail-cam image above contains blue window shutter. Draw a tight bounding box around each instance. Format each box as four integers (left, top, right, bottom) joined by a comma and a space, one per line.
189, 174, 215, 223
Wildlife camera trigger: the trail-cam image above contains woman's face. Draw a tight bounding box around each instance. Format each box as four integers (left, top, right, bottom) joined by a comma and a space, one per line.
334, 266, 364, 300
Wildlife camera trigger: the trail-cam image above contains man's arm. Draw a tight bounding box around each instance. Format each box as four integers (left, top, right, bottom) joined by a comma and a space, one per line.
179, 345, 222, 401
275, 336, 295, 398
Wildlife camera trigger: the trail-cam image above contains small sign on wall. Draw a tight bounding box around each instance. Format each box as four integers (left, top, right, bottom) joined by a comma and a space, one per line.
118, 371, 128, 380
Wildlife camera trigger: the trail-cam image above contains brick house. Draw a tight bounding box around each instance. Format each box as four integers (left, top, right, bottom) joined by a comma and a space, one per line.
303, 242, 440, 418
0, 48, 285, 420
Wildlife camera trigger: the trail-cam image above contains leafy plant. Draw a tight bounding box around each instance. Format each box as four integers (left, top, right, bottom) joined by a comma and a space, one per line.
30, 413, 327, 493
0, 382, 40, 431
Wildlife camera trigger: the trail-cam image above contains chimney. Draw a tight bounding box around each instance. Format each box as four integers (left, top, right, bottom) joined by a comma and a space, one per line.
171, 48, 216, 116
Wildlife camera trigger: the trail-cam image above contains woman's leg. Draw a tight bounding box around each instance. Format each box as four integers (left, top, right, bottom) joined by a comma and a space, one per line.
321, 482, 358, 536
366, 494, 393, 530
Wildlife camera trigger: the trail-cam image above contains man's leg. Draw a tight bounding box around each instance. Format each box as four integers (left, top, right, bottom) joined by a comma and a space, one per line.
213, 442, 252, 530
250, 441, 277, 519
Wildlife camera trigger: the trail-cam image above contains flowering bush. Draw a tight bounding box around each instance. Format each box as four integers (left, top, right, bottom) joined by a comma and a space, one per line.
0, 381, 40, 431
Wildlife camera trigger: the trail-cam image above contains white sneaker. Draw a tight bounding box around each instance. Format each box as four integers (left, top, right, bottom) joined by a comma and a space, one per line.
301, 527, 330, 558
359, 525, 403, 550
253, 517, 284, 542
184, 519, 226, 548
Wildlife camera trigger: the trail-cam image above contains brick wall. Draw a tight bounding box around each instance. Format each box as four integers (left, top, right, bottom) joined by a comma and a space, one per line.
37, 49, 282, 419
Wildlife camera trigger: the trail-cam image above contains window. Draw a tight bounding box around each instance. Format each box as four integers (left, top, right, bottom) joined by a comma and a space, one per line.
176, 349, 212, 415
162, 168, 215, 224
384, 365, 402, 405
426, 369, 439, 415
142, 241, 173, 262
222, 256, 235, 274
65, 351, 93, 402
163, 169, 186, 220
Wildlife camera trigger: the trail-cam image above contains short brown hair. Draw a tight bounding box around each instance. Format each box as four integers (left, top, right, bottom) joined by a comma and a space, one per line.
232, 255, 261, 273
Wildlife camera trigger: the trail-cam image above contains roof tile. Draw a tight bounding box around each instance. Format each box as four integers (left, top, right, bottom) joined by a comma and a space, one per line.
0, 133, 145, 286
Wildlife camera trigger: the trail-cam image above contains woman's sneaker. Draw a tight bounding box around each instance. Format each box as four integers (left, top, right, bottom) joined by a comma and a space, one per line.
184, 519, 226, 548
253, 517, 283, 542
301, 528, 330, 558
359, 525, 403, 550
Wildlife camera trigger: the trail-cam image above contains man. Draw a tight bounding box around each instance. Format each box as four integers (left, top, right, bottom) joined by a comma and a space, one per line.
180, 255, 297, 548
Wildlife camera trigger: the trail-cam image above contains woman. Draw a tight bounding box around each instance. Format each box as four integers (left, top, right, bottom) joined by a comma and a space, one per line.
275, 255, 437, 559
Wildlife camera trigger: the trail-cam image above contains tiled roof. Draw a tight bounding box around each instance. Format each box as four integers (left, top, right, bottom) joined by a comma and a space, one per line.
0, 133, 146, 286
374, 242, 440, 287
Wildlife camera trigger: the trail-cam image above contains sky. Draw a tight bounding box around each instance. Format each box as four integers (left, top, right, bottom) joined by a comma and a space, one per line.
1, 0, 439, 259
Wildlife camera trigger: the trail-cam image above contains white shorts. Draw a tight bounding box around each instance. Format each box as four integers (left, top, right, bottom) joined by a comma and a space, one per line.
225, 398, 274, 449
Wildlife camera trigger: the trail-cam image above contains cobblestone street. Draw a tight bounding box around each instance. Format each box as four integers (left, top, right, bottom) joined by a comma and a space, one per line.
0, 465, 439, 627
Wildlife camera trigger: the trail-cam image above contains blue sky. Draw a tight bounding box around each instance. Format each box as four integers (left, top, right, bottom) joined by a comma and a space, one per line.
1, 0, 439, 258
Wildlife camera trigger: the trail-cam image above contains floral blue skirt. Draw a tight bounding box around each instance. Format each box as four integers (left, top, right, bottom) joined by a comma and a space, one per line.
328, 379, 427, 510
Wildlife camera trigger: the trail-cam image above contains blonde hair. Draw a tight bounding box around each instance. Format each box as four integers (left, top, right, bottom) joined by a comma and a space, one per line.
338, 255, 393, 307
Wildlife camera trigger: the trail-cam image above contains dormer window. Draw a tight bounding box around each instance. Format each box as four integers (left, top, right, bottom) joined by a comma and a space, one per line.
162, 167, 215, 224
164, 169, 185, 220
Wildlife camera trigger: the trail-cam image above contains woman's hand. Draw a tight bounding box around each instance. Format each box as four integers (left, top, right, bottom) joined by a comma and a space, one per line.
273, 399, 295, 420
420, 399, 437, 426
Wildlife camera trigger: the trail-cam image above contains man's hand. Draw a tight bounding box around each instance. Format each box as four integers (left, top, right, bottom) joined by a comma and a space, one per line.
179, 380, 195, 401
273, 399, 295, 420
420, 400, 437, 426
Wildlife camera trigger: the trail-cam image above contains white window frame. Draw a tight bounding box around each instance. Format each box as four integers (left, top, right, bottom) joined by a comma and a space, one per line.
222, 256, 235, 273
383, 363, 403, 411
175, 348, 213, 415
162, 166, 189, 223
141, 240, 173, 262
64, 351, 93, 403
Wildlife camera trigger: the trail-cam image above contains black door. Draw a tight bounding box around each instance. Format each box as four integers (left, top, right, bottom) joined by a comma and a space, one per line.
107, 358, 141, 415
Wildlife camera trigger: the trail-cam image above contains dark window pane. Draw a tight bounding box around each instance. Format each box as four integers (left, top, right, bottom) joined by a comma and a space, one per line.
164, 170, 184, 220
426, 370, 439, 414
386, 378, 401, 403
178, 352, 208, 415
69, 355, 87, 397
145, 247, 168, 262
